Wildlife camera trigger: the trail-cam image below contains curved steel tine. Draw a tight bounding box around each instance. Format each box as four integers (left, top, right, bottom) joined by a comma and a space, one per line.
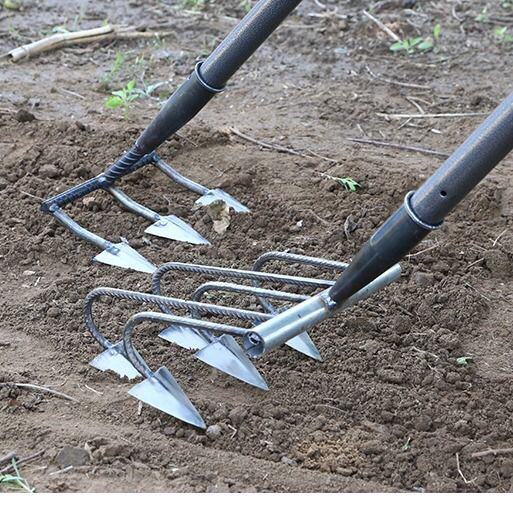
122, 311, 266, 427
84, 286, 271, 377
251, 251, 349, 313
151, 262, 334, 315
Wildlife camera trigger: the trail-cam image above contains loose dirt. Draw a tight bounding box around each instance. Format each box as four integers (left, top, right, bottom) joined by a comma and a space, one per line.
1, 0, 513, 493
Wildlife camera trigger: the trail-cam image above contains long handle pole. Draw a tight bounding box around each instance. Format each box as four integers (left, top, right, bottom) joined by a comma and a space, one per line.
244, 91, 513, 356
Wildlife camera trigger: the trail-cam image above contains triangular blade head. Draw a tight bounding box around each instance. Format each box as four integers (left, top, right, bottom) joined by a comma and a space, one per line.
89, 342, 141, 379
195, 335, 268, 390
128, 366, 205, 429
195, 189, 250, 213
159, 325, 209, 350
94, 242, 156, 274
286, 332, 322, 361
145, 215, 210, 245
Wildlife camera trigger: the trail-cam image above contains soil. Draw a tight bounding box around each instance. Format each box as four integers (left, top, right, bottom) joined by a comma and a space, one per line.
1, 0, 513, 493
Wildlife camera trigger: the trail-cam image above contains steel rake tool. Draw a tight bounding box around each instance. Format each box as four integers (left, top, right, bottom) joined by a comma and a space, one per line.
84, 252, 401, 428
40, 0, 304, 273
83, 91, 513, 429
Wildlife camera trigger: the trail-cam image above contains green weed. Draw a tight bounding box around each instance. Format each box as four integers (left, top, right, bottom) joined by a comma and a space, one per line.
389, 37, 433, 54
178, 0, 206, 11
105, 80, 140, 109
336, 177, 360, 192
456, 356, 474, 366
494, 26, 513, 43
239, 0, 252, 13
475, 7, 489, 23
0, 460, 34, 493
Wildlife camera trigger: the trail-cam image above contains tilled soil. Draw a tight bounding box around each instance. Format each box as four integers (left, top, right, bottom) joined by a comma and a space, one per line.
1, 0, 513, 493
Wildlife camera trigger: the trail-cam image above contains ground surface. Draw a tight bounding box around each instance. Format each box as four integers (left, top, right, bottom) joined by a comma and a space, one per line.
1, 0, 513, 493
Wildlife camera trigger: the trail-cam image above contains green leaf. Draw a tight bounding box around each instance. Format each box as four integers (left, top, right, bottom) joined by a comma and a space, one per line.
433, 23, 441, 41
456, 356, 473, 366
389, 41, 405, 52
418, 39, 434, 50
105, 96, 124, 108
336, 177, 360, 192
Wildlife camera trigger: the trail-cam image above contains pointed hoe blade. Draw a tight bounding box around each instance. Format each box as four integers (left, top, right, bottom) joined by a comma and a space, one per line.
195, 335, 268, 391
128, 366, 206, 429
195, 189, 250, 213
89, 342, 141, 379
145, 215, 210, 245
159, 325, 210, 350
94, 241, 157, 274
286, 332, 322, 361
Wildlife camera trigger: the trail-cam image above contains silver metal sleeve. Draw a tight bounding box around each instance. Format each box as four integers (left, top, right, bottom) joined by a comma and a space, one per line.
243, 263, 401, 357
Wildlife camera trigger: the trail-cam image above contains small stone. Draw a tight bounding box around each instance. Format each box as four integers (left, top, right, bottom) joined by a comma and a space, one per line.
414, 415, 432, 432
55, 447, 90, 468
377, 368, 405, 384
484, 249, 511, 278
412, 272, 435, 287
280, 456, 296, 466
206, 424, 222, 440
336, 467, 356, 476
229, 406, 248, 426
15, 109, 36, 122
102, 443, 132, 458
23, 270, 36, 276
47, 307, 60, 318
360, 441, 384, 455
40, 164, 59, 179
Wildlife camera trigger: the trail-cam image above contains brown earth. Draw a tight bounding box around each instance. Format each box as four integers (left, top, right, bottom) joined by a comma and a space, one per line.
1, 0, 513, 493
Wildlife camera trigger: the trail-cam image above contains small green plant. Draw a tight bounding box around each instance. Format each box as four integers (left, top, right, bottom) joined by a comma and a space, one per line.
475, 7, 489, 23
456, 356, 474, 366
105, 80, 140, 109
494, 26, 513, 44
239, 0, 252, 13
336, 177, 360, 192
433, 23, 441, 42
389, 37, 433, 54
178, 0, 206, 11
0, 460, 34, 493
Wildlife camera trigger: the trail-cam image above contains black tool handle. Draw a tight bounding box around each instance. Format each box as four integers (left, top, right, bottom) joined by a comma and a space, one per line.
134, 0, 302, 154
329, 91, 513, 305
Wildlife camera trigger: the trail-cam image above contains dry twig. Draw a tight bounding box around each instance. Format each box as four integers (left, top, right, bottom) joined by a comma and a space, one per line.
0, 450, 45, 474
471, 447, 513, 459
347, 137, 449, 158
377, 112, 486, 120
362, 9, 400, 42
14, 383, 79, 402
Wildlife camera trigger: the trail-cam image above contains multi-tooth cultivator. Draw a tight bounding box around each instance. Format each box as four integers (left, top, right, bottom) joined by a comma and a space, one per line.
81, 91, 513, 428
40, 0, 303, 273
85, 252, 401, 428
36, 0, 513, 429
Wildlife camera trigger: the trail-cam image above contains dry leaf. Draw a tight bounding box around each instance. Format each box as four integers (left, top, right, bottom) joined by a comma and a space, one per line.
205, 200, 231, 234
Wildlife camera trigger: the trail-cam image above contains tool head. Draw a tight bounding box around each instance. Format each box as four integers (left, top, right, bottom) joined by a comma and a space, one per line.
158, 325, 210, 350
286, 332, 322, 361
89, 342, 141, 379
128, 366, 206, 429
195, 189, 250, 213
194, 334, 268, 390
94, 241, 156, 274
145, 215, 210, 245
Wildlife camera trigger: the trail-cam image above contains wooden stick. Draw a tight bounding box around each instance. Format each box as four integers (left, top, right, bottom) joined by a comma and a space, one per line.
471, 447, 513, 459
0, 450, 45, 474
14, 383, 79, 403
0, 451, 17, 467
377, 112, 487, 120
362, 9, 401, 42
365, 66, 431, 90
346, 137, 450, 158
6, 25, 174, 62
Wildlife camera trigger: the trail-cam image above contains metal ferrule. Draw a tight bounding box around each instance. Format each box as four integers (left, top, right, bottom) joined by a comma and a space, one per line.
243, 263, 401, 357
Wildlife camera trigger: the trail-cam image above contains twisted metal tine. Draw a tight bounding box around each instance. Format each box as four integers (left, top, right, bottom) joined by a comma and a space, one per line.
251, 252, 349, 313
84, 286, 272, 353
151, 261, 334, 314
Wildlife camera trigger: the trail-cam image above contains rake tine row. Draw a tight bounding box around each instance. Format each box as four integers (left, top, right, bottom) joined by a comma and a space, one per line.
84, 251, 401, 428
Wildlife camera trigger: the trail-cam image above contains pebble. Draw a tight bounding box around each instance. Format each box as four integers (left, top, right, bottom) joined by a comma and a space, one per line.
229, 406, 248, 426
206, 424, 222, 440
280, 456, 296, 466
55, 447, 90, 468
15, 109, 36, 122
360, 441, 384, 455
412, 271, 435, 287
47, 307, 60, 318
40, 164, 59, 179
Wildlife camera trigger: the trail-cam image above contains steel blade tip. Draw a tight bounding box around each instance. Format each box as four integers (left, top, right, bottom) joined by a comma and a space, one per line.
159, 325, 209, 350
94, 241, 156, 274
89, 344, 141, 379
195, 189, 250, 213
145, 215, 210, 245
195, 335, 268, 391
286, 332, 322, 361
128, 367, 205, 429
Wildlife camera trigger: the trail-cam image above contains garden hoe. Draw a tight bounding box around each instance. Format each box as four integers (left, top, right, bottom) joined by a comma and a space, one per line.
40, 0, 303, 273
83, 90, 513, 428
